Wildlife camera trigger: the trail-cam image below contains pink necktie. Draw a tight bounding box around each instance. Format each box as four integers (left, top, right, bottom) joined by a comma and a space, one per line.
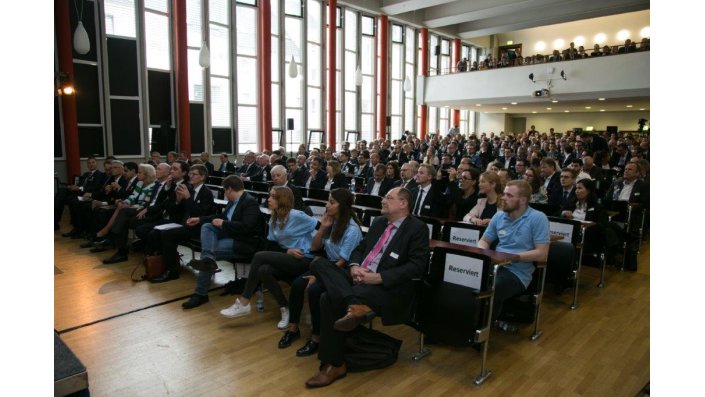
361, 223, 395, 271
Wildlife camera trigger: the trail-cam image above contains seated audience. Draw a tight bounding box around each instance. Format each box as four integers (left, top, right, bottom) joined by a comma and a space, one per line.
365, 164, 395, 197
524, 166, 548, 204
324, 160, 348, 191
463, 171, 504, 225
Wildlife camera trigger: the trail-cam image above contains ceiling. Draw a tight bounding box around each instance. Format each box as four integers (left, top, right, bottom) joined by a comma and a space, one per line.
438, 95, 650, 114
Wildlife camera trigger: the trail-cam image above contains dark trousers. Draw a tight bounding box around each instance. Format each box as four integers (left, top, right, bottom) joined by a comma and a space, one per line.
90, 207, 114, 236
289, 271, 325, 336
311, 257, 388, 367
55, 188, 78, 225
241, 251, 311, 308
493, 267, 526, 322
152, 226, 199, 272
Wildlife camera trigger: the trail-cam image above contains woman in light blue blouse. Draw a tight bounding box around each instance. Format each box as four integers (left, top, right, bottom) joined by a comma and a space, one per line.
279, 188, 363, 356
220, 186, 318, 329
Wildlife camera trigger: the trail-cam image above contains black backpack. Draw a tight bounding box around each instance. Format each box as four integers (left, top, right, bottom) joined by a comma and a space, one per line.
344, 326, 403, 372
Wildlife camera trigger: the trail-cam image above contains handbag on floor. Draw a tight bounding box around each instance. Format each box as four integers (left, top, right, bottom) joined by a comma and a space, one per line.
131, 255, 165, 282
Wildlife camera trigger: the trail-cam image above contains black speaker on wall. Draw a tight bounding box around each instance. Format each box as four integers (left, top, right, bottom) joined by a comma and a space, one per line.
287, 118, 294, 130
434, 45, 441, 56
386, 116, 391, 127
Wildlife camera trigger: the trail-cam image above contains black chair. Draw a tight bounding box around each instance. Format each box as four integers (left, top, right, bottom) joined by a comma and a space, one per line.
602, 199, 643, 271
529, 202, 560, 217
307, 188, 330, 201
361, 208, 381, 227
547, 217, 586, 309
205, 184, 225, 200
303, 199, 326, 221
412, 245, 496, 385
243, 180, 253, 190
440, 221, 485, 247
251, 181, 270, 193
354, 193, 382, 209
207, 175, 224, 186
415, 216, 442, 241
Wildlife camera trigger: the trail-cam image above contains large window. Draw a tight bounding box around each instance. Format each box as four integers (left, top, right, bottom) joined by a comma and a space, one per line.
236, 3, 259, 153
404, 26, 415, 135
390, 24, 403, 140
360, 15, 375, 142
440, 38, 450, 75
209, 0, 231, 129
344, 9, 358, 136
284, 4, 304, 153
308, 0, 322, 132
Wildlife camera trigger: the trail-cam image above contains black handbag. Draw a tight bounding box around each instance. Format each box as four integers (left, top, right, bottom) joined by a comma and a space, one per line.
344, 326, 402, 372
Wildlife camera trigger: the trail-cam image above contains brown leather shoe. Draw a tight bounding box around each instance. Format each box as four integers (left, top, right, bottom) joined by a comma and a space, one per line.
333, 304, 376, 332
305, 363, 347, 388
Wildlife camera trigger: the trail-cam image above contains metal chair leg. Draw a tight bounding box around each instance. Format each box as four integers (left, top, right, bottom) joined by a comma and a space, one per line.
597, 253, 606, 288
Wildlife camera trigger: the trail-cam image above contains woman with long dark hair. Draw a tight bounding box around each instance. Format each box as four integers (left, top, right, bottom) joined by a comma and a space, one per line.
525, 166, 548, 203
278, 188, 362, 356
219, 186, 318, 329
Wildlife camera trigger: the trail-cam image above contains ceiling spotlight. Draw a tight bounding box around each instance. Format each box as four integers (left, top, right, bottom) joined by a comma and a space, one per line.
502, 107, 507, 110
511, 102, 517, 105
528, 73, 535, 82
585, 106, 591, 109
639, 108, 645, 111
600, 109, 605, 112
551, 100, 558, 103
532, 111, 537, 114
626, 105, 633, 108
564, 110, 570, 113
546, 107, 552, 110
598, 98, 606, 101
475, 104, 481, 107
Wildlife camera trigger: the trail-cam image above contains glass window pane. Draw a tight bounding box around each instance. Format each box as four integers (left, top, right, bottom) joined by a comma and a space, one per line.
345, 52, 356, 90
186, 0, 201, 47
271, 42, 280, 82
237, 106, 258, 153
441, 56, 450, 74
145, 12, 170, 71
307, 0, 321, 44
272, 84, 280, 128
210, 24, 230, 76
361, 114, 374, 141
307, 87, 321, 129
361, 76, 373, 113
105, 0, 136, 38
336, 71, 342, 108
405, 64, 414, 98
429, 106, 437, 133
392, 44, 402, 80
210, 76, 231, 127
146, 0, 167, 13
345, 10, 357, 51
286, 72, 302, 108
391, 116, 401, 140
285, 109, 303, 151
345, 92, 357, 130
337, 30, 342, 69
188, 49, 204, 101
361, 37, 374, 74
236, 6, 257, 56
209, 0, 228, 24
271, 0, 279, 35
406, 27, 415, 60
441, 39, 449, 54
392, 25, 403, 43
361, 16, 374, 36
391, 80, 401, 114
284, 18, 302, 61
285, 0, 302, 17
307, 44, 321, 86
237, 56, 257, 105
405, 99, 414, 133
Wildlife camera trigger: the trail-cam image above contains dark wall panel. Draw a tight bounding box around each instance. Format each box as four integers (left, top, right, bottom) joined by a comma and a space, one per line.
69, 0, 98, 62
55, 97, 63, 158
110, 99, 141, 155
78, 126, 105, 157
107, 38, 138, 97
212, 128, 232, 154
151, 124, 176, 154
190, 103, 205, 153
74, 63, 101, 124
148, 70, 172, 125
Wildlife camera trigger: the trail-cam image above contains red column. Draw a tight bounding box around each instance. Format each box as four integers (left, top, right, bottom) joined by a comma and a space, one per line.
452, 38, 461, 128
55, 0, 80, 180
326, 0, 337, 149
259, 0, 272, 151
377, 15, 388, 140
173, 0, 191, 154
419, 28, 429, 140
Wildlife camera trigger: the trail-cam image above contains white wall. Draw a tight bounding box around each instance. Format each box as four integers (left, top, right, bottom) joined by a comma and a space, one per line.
496, 10, 650, 55
476, 110, 650, 135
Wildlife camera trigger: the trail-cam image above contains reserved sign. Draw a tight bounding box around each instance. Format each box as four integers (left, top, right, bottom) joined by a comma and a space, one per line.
449, 227, 480, 247
549, 221, 574, 242
443, 253, 483, 290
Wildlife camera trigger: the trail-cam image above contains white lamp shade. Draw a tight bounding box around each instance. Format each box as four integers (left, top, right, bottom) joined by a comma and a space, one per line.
73, 21, 90, 55
199, 42, 210, 68
403, 76, 411, 92
354, 65, 362, 86
288, 56, 298, 78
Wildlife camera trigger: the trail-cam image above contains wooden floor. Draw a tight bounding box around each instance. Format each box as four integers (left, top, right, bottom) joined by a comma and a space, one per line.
55, 219, 650, 397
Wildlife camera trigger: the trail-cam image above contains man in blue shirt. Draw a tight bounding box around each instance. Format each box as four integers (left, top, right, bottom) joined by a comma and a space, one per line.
478, 180, 549, 330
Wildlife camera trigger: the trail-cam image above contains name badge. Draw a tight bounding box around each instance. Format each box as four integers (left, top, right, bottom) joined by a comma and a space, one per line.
390, 252, 399, 259
634, 193, 640, 196
498, 229, 508, 238
424, 204, 431, 209
587, 208, 594, 212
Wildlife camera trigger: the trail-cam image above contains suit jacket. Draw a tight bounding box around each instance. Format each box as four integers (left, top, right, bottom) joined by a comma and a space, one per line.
200, 192, 263, 255
395, 178, 418, 192
238, 162, 261, 179
204, 161, 215, 176
78, 170, 105, 194
217, 161, 237, 174
305, 169, 328, 190
605, 179, 649, 210
118, 177, 140, 201
561, 154, 576, 169
291, 165, 309, 187
253, 165, 272, 182
330, 173, 348, 191
548, 187, 576, 208
561, 199, 607, 225
365, 177, 395, 197
545, 172, 562, 199
356, 163, 374, 179
349, 216, 430, 325
285, 182, 307, 211
143, 180, 177, 221
410, 183, 447, 218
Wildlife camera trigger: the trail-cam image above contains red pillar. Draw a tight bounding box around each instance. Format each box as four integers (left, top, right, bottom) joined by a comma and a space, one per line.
326, 0, 337, 149
419, 28, 429, 140
259, 0, 272, 151
55, 0, 80, 180
172, 0, 191, 154
377, 15, 388, 140
452, 38, 461, 127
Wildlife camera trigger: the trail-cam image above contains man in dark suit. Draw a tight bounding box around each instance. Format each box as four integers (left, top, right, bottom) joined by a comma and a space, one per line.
609, 143, 631, 171
365, 164, 396, 197
200, 152, 215, 176
151, 164, 215, 283
497, 148, 517, 175
237, 152, 262, 180
605, 162, 649, 209
183, 176, 264, 309
560, 145, 576, 169
306, 187, 429, 388
410, 164, 447, 218
355, 152, 374, 179
270, 165, 306, 211
540, 158, 561, 200
217, 152, 237, 174
548, 169, 577, 208
57, 156, 106, 236
291, 155, 309, 186
395, 161, 418, 191
304, 157, 328, 190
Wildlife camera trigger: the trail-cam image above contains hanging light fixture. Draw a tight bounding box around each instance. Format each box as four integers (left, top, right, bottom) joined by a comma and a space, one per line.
199, 41, 211, 68
354, 65, 362, 86
403, 75, 412, 92
73, 0, 90, 54
288, 56, 298, 78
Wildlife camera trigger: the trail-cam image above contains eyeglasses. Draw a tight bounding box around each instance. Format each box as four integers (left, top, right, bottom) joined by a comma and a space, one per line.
383, 195, 398, 200
461, 176, 474, 181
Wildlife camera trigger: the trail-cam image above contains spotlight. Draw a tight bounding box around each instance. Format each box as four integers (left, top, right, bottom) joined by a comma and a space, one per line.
528, 73, 535, 82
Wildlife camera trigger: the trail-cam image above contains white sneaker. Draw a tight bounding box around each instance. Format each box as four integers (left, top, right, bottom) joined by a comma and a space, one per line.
277, 307, 290, 329
220, 298, 251, 319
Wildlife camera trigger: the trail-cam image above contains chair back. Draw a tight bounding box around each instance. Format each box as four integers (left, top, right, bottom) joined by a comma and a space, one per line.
251, 181, 270, 193
440, 221, 485, 247
354, 193, 382, 209
361, 208, 382, 227
547, 216, 582, 246
529, 202, 560, 217
205, 184, 224, 200
415, 216, 442, 240
304, 199, 326, 221
307, 188, 330, 201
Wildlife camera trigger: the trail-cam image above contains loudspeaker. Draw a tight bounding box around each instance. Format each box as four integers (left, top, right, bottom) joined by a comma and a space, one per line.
287, 118, 294, 131
386, 116, 391, 127
434, 45, 441, 56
